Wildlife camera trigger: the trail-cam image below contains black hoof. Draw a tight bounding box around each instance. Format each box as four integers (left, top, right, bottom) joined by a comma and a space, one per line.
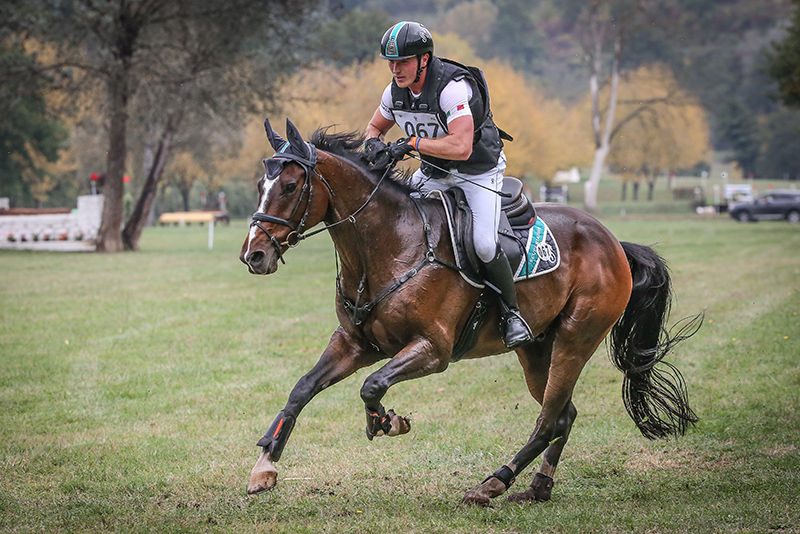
507, 473, 554, 503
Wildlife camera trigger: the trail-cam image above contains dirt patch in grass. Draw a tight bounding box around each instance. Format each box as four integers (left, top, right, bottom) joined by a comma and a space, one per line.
624, 447, 741, 473
765, 444, 799, 458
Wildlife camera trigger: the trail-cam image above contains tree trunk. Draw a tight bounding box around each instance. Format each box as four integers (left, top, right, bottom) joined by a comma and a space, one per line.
586, 143, 610, 210
122, 84, 188, 251
122, 116, 180, 250
181, 188, 191, 212
584, 34, 622, 212
95, 68, 129, 253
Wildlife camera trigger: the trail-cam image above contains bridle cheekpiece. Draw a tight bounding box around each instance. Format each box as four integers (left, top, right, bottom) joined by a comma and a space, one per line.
250, 119, 321, 264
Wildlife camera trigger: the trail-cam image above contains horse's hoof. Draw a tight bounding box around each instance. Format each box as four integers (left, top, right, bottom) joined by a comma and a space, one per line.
386, 409, 411, 436
507, 474, 553, 503
507, 489, 540, 503
462, 488, 491, 506
247, 451, 278, 495
462, 477, 506, 506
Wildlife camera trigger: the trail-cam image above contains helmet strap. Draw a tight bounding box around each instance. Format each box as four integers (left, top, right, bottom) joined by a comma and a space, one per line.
413, 54, 428, 84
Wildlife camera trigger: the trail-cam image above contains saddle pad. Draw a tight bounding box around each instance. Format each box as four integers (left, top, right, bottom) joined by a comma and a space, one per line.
512, 217, 560, 281
427, 189, 560, 287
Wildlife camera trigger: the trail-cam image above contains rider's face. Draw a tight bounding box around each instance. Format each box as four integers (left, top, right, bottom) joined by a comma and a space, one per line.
388, 55, 427, 88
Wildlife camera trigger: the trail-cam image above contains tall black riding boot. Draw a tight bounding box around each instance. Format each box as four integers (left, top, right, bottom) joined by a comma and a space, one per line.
483, 247, 533, 349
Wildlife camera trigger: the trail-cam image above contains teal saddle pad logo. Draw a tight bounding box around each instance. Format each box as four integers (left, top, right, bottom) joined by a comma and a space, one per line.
513, 217, 560, 280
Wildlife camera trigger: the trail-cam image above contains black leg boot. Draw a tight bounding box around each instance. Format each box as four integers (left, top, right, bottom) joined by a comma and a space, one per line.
483, 247, 533, 349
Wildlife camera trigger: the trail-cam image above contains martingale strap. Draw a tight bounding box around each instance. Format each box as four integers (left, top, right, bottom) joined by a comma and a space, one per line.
337, 198, 459, 328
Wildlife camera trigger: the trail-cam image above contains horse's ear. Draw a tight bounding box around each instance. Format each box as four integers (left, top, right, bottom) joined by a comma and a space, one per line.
264, 118, 287, 153
285, 118, 311, 159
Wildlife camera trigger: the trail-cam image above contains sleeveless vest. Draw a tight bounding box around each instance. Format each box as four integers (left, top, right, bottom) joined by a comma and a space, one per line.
389, 57, 504, 176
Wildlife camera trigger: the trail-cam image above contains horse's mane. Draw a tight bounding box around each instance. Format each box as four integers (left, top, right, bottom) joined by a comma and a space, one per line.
310, 127, 416, 195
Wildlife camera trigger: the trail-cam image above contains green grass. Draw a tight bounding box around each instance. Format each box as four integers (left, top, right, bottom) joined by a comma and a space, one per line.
1, 212, 799, 533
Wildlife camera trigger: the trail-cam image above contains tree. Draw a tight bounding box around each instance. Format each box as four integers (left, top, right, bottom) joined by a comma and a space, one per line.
482, 61, 592, 181
0, 41, 68, 206
765, 0, 800, 108
308, 8, 393, 67
575, 0, 693, 211
165, 152, 205, 212
606, 64, 710, 199
580, 0, 639, 211
716, 99, 760, 177
757, 109, 800, 179
439, 0, 499, 51
481, 0, 546, 73
5, 0, 321, 251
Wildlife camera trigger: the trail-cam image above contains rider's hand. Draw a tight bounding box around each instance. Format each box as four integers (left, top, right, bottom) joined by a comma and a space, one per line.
387, 137, 416, 161
363, 137, 388, 163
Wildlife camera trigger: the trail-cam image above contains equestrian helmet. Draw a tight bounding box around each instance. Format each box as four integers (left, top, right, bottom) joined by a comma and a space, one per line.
380, 21, 433, 60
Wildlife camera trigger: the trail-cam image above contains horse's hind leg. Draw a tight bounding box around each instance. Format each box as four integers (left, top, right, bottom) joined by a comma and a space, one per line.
463, 332, 592, 505
507, 400, 577, 503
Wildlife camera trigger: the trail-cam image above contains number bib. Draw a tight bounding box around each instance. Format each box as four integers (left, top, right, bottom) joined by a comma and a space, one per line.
392, 110, 447, 140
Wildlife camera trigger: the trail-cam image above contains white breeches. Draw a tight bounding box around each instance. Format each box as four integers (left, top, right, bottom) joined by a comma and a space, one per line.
410, 152, 506, 263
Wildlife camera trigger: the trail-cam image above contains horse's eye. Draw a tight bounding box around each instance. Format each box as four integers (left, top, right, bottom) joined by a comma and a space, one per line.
283, 182, 297, 194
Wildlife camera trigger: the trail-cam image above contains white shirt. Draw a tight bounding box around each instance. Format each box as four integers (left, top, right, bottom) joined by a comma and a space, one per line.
378, 78, 473, 130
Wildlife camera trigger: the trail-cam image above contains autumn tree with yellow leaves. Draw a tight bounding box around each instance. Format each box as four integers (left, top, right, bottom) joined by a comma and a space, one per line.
605, 65, 710, 200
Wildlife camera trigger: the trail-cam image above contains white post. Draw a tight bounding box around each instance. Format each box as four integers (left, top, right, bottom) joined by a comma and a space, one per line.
208, 219, 214, 250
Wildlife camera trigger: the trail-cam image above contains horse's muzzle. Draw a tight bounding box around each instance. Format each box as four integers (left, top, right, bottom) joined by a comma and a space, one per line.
241, 250, 277, 275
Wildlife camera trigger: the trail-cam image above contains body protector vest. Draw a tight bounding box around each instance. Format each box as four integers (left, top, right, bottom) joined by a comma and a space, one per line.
390, 57, 510, 177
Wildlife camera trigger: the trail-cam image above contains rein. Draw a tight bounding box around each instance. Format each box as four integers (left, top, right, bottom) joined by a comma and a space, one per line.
250, 159, 394, 264
407, 153, 511, 198
250, 150, 459, 330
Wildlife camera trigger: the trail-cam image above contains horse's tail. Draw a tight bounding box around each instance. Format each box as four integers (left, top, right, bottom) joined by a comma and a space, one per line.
608, 242, 703, 440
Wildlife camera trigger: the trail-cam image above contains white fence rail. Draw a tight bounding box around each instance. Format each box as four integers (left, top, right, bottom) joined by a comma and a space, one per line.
0, 195, 104, 252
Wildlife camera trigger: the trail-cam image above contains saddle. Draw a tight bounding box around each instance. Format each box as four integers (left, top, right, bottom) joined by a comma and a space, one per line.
427, 177, 559, 288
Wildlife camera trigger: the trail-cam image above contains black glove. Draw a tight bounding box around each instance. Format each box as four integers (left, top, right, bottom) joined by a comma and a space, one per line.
363, 137, 388, 163
386, 137, 415, 161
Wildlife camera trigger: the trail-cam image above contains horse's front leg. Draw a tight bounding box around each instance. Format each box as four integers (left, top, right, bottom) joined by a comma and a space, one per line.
360, 336, 449, 440
248, 327, 380, 494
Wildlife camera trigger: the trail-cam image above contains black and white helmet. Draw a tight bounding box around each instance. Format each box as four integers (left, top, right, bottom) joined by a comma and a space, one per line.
380, 21, 434, 60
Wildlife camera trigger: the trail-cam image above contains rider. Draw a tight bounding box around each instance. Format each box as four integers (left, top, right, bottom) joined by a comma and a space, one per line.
364, 21, 532, 349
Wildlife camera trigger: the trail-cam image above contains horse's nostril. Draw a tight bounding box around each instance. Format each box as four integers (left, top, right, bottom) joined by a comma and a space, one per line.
247, 250, 266, 266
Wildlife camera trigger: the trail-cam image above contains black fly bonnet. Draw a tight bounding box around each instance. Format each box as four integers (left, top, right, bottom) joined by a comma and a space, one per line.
250, 118, 320, 263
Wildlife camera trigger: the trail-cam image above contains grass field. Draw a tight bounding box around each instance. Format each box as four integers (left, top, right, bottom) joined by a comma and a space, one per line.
1, 207, 799, 533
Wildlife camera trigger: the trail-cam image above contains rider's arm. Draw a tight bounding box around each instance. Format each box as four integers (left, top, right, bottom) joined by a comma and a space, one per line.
415, 78, 473, 161
365, 107, 394, 141
415, 115, 473, 161
365, 85, 395, 141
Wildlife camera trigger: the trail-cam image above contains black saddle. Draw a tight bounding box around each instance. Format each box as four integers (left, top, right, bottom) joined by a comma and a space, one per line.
433, 177, 536, 285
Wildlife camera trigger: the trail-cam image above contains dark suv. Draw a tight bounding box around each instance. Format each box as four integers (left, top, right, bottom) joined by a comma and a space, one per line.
729, 190, 800, 223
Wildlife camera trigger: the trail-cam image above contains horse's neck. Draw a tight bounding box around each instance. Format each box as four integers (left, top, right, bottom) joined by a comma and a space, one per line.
322, 157, 421, 283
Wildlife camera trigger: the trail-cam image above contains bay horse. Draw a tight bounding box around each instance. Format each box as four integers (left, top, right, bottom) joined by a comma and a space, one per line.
239, 118, 702, 505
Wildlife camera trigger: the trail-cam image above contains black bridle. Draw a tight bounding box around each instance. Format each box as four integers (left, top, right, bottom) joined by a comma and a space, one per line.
250, 146, 459, 330
250, 143, 320, 264
249, 145, 393, 264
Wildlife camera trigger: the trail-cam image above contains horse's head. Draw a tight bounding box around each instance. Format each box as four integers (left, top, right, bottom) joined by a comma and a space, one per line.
240, 118, 331, 275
